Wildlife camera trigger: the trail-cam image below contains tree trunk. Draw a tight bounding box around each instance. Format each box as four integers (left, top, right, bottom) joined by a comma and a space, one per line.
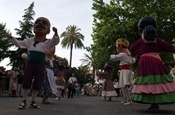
92, 68, 95, 85
69, 44, 73, 67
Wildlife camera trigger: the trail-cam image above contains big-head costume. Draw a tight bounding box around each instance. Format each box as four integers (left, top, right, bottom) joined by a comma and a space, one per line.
131, 16, 175, 106
10, 17, 59, 91
8, 17, 59, 109
110, 38, 135, 105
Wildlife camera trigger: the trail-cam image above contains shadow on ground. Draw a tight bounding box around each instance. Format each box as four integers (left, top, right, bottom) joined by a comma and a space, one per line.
137, 109, 175, 115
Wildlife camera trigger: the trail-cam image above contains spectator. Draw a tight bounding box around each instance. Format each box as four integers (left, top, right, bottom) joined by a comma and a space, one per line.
17, 70, 24, 97
0, 67, 6, 96
8, 67, 19, 96
75, 83, 80, 96
12, 79, 17, 97
67, 73, 77, 98
113, 78, 121, 97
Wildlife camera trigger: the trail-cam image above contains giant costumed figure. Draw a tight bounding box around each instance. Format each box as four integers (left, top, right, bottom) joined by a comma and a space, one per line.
110, 38, 135, 105
6, 17, 60, 110
131, 16, 175, 110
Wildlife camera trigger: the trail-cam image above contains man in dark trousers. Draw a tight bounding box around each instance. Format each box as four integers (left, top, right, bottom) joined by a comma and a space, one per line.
67, 73, 77, 98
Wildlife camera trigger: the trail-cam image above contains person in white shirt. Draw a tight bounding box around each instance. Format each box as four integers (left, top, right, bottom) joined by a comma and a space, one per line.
67, 73, 77, 98
113, 78, 121, 97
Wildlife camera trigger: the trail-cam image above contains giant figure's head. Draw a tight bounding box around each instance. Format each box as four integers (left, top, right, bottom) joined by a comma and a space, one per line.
116, 38, 130, 53
33, 17, 51, 35
138, 16, 157, 42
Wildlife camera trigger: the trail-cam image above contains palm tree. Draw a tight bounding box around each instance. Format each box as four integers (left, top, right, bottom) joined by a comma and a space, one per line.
60, 25, 84, 67
74, 66, 93, 86
80, 46, 96, 84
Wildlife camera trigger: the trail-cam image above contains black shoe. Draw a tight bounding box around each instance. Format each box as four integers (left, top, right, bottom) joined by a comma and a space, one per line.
102, 97, 106, 101
42, 100, 50, 104
147, 104, 159, 111
107, 97, 112, 101
30, 101, 40, 109
18, 100, 26, 110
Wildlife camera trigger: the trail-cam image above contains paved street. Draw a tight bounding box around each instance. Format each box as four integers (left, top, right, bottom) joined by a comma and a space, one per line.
0, 95, 175, 115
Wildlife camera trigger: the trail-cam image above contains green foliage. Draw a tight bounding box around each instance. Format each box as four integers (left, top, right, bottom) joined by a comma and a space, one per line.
8, 2, 35, 69
74, 66, 93, 85
80, 46, 96, 72
0, 23, 12, 61
92, 0, 175, 70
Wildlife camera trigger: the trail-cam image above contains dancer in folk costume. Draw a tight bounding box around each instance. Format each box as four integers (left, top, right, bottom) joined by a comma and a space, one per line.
96, 62, 117, 101
6, 17, 60, 109
131, 16, 175, 110
41, 47, 57, 104
110, 38, 135, 105
55, 59, 67, 101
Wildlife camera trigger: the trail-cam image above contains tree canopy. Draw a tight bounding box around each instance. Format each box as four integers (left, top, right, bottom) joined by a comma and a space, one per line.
0, 23, 12, 61
8, 2, 35, 69
92, 0, 175, 69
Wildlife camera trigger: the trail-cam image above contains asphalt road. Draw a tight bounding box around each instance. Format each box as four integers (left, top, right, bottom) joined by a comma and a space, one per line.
0, 95, 175, 115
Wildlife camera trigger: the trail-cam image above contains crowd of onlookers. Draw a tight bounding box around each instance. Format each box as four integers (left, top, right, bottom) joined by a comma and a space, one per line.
0, 66, 24, 97
0, 66, 122, 98
1, 64, 175, 99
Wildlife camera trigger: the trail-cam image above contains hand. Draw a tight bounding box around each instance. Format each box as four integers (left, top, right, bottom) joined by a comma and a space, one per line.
52, 27, 58, 35
132, 57, 136, 63
110, 54, 116, 59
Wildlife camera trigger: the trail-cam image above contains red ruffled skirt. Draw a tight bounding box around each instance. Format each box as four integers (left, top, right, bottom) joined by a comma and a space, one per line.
131, 53, 175, 104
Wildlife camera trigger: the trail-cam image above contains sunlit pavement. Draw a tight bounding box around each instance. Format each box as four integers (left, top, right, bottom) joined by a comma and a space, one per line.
0, 95, 175, 115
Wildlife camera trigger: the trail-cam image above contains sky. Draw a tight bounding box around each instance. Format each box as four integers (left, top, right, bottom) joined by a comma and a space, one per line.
0, 0, 110, 70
